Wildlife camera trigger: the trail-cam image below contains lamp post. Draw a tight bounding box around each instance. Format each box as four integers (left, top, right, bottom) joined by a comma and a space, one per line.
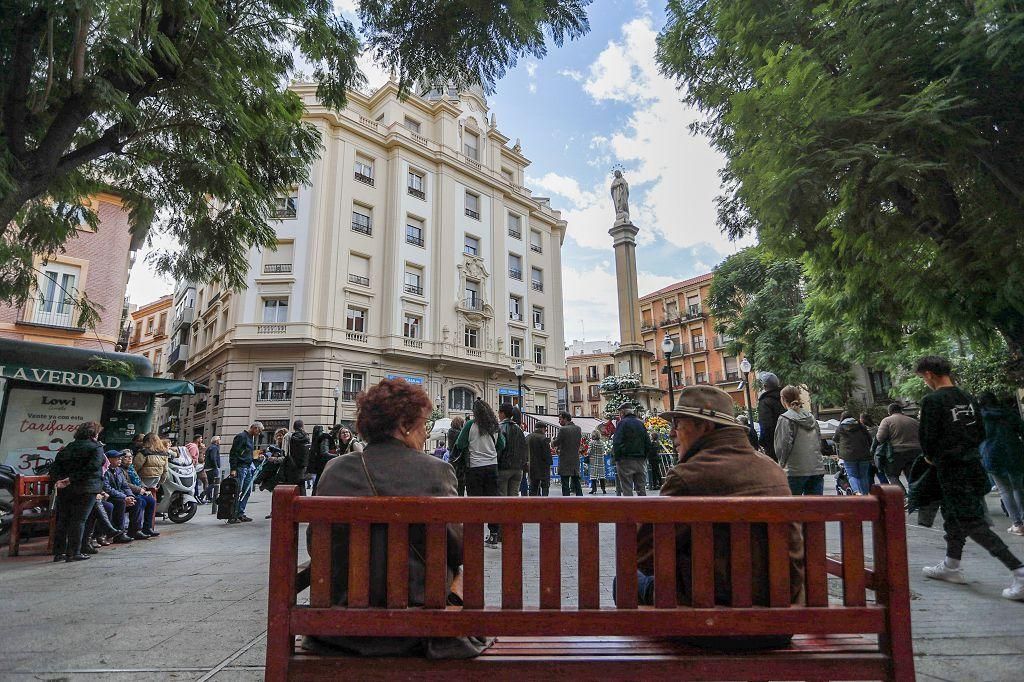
331, 385, 341, 426
513, 362, 525, 413
662, 336, 676, 410
740, 358, 754, 425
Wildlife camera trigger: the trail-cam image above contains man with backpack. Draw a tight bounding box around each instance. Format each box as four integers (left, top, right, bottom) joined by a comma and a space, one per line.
497, 405, 528, 497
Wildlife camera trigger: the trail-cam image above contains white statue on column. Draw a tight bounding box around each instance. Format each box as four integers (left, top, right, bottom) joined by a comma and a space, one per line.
611, 170, 629, 225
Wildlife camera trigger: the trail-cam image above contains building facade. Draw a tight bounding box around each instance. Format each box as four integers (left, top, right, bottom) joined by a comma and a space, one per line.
639, 274, 749, 412
127, 295, 174, 376
0, 193, 142, 351
564, 340, 619, 418
179, 81, 567, 444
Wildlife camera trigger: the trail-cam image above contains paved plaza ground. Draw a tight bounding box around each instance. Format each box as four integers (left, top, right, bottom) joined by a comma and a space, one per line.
1, 479, 1022, 681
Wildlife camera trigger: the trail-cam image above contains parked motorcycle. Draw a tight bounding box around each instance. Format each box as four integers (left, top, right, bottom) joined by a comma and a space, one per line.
156, 448, 199, 523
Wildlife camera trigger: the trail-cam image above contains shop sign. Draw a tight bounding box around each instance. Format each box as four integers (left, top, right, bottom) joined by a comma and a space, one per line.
0, 387, 104, 472
386, 374, 424, 385
0, 365, 122, 389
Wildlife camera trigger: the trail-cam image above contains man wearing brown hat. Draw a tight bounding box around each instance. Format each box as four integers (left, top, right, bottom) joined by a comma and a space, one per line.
635, 385, 805, 649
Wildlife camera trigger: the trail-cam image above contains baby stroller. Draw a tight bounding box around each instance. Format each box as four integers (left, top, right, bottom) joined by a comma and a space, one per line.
834, 461, 856, 496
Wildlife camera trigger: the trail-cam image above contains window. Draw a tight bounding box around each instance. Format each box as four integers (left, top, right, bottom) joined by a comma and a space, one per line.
354, 156, 374, 185
508, 213, 521, 239
691, 334, 706, 352
535, 393, 547, 415
158, 312, 167, 335
510, 336, 523, 359
530, 230, 542, 253
146, 316, 154, 333
153, 349, 163, 373
403, 314, 422, 339
258, 368, 293, 401
463, 234, 480, 256
531, 267, 543, 292
464, 130, 479, 160
348, 253, 370, 287
533, 345, 545, 365
464, 191, 480, 219
263, 240, 294, 274
508, 253, 522, 280
501, 167, 514, 183
587, 365, 599, 381
403, 116, 421, 134
404, 266, 423, 296
464, 326, 479, 348
464, 280, 480, 310
407, 170, 425, 199
509, 295, 522, 321
589, 385, 600, 400
274, 193, 297, 218
405, 217, 424, 247
342, 370, 365, 402
352, 206, 372, 235
532, 306, 544, 330
345, 306, 366, 332
262, 297, 288, 323
449, 387, 475, 411
686, 295, 701, 317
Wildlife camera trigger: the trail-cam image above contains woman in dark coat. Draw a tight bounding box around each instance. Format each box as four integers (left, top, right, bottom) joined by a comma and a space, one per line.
49, 421, 107, 562
304, 378, 491, 659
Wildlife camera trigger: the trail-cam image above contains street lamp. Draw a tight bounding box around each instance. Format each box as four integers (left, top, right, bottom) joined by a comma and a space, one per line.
661, 336, 676, 410
331, 384, 341, 426
740, 357, 754, 425
513, 362, 525, 413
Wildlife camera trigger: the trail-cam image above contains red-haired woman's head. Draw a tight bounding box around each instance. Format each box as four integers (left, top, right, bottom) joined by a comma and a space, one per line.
356, 378, 433, 447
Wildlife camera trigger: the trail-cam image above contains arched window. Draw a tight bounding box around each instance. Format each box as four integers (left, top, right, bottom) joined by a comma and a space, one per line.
448, 387, 476, 411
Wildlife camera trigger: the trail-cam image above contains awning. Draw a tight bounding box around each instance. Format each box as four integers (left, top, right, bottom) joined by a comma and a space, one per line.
0, 363, 198, 395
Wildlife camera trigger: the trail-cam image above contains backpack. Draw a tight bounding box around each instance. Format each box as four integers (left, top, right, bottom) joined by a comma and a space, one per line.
216, 477, 240, 519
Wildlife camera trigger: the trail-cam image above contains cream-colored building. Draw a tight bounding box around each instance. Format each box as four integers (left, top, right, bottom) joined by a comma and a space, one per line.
127, 295, 173, 376
179, 82, 567, 443
564, 340, 619, 419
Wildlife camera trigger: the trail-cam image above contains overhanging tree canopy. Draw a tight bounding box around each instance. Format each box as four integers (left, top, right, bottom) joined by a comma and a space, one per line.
0, 0, 591, 303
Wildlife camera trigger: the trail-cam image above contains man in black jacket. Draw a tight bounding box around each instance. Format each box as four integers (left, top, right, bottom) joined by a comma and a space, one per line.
611, 405, 655, 496
282, 420, 311, 495
526, 424, 552, 496
496, 405, 528, 497
757, 372, 784, 461
49, 421, 107, 561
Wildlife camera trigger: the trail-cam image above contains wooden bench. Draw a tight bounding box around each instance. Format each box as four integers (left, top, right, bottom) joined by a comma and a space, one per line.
266, 485, 914, 681
7, 475, 56, 557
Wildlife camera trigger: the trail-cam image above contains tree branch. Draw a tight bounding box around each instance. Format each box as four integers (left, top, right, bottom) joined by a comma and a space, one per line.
3, 8, 47, 160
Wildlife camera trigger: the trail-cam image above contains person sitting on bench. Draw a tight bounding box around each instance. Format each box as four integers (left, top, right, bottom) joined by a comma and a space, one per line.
303, 377, 493, 659
635, 385, 806, 650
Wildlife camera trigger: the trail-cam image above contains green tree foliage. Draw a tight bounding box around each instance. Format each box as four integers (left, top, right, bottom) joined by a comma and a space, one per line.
657, 0, 1024, 382
0, 1, 591, 304
707, 245, 854, 406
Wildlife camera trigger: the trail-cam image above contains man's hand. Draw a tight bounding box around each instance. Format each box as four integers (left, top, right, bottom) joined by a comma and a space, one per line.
55, 478, 70, 489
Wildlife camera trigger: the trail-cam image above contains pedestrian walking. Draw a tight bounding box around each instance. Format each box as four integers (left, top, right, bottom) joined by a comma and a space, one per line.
281, 420, 311, 494
553, 411, 583, 496
496, 405, 528, 497
834, 412, 874, 494
757, 372, 784, 461
455, 400, 505, 546
875, 404, 921, 493
977, 391, 1024, 536
446, 416, 467, 496
527, 423, 552, 496
588, 427, 607, 494
49, 421, 106, 562
914, 356, 1024, 601
611, 405, 653, 496
773, 385, 825, 495
227, 422, 263, 524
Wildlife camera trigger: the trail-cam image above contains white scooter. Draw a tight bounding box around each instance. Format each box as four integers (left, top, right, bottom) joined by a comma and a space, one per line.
155, 447, 199, 523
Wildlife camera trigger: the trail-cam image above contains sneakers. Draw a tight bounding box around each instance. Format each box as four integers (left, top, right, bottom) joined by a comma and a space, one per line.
227, 518, 240, 524
922, 561, 968, 585
1003, 575, 1024, 601
1008, 524, 1024, 536
239, 515, 253, 522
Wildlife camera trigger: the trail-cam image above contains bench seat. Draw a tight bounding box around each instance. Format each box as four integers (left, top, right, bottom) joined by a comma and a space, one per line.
286, 634, 888, 680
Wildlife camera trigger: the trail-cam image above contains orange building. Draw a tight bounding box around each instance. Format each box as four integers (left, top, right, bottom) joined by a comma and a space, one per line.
639, 273, 750, 412
127, 295, 174, 377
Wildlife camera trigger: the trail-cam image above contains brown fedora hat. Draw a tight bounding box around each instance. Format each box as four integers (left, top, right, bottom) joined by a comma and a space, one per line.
660, 385, 739, 428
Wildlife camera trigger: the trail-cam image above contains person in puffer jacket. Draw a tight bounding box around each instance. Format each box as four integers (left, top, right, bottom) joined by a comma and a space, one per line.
774, 386, 825, 495
834, 412, 873, 494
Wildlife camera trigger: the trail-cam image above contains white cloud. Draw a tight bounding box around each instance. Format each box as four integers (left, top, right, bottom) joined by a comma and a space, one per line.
558, 69, 584, 82
525, 60, 539, 94
561, 262, 680, 343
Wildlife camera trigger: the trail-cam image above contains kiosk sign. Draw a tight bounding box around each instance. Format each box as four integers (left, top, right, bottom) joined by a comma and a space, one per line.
0, 365, 123, 389
0, 387, 103, 472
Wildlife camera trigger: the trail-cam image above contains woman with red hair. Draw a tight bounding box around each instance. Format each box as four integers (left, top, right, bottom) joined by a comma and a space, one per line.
305, 378, 492, 658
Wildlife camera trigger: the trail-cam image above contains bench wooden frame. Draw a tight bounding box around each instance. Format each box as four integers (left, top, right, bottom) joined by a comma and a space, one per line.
266, 485, 913, 681
7, 475, 56, 557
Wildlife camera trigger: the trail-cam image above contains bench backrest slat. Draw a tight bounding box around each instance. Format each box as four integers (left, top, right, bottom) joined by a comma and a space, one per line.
462, 522, 485, 609
802, 521, 829, 606
425, 523, 448, 609
539, 522, 561, 609
309, 522, 333, 608
691, 522, 716, 608
386, 523, 410, 608
653, 523, 677, 608
841, 520, 867, 607
347, 522, 371, 608
501, 522, 523, 609
729, 522, 753, 607
767, 523, 792, 607
577, 522, 601, 610
614, 523, 638, 608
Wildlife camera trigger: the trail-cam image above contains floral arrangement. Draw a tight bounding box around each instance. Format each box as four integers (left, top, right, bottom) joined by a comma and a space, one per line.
644, 416, 671, 439
579, 437, 589, 458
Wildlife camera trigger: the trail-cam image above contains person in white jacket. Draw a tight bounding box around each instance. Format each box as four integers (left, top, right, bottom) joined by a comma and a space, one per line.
774, 385, 825, 495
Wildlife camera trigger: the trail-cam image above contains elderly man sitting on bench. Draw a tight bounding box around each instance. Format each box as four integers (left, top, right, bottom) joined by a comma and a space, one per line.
635, 385, 806, 650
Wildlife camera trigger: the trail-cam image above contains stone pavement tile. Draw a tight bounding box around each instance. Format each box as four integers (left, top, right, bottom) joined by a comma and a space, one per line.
4, 671, 206, 681
0, 620, 189, 655
916, 654, 1024, 682
914, 636, 1024, 656
210, 667, 265, 681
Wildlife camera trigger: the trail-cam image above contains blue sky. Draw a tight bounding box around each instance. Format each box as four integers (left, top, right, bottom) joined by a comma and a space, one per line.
127, 0, 747, 342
